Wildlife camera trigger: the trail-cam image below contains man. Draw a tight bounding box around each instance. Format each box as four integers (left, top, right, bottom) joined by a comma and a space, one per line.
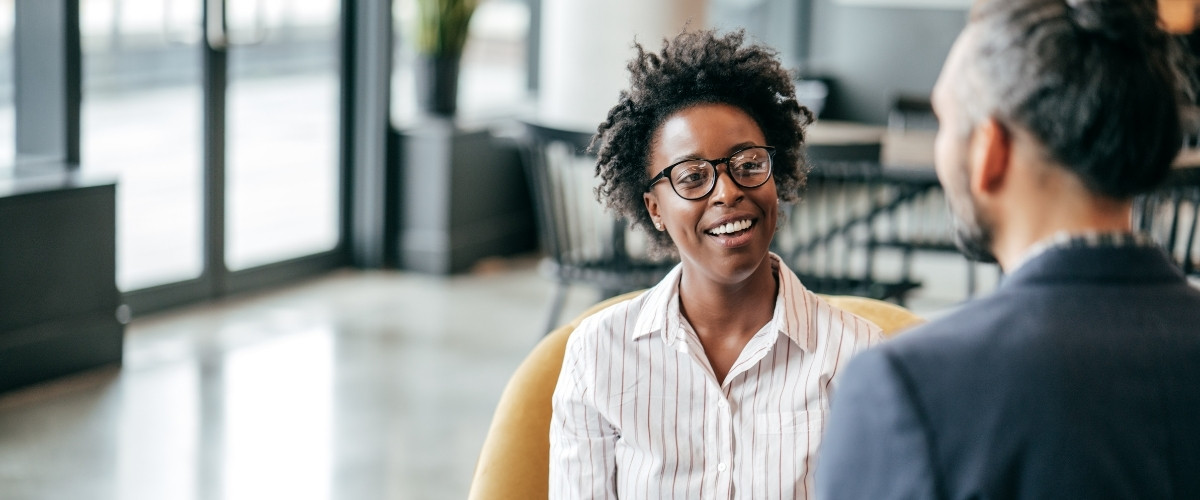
816, 0, 1200, 498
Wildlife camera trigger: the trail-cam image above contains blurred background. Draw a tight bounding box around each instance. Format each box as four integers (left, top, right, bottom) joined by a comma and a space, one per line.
1, 0, 1198, 498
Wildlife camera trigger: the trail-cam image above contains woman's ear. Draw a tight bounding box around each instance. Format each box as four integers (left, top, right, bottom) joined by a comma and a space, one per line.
644, 192, 664, 231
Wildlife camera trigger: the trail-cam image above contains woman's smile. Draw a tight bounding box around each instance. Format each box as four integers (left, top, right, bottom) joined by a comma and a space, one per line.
703, 216, 757, 247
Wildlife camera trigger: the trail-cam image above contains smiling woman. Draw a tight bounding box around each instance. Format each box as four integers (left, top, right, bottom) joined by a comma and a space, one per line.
547, 29, 887, 500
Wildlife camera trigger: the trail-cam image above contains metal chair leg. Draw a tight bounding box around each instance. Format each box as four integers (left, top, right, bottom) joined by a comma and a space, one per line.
966, 261, 977, 299
543, 281, 568, 336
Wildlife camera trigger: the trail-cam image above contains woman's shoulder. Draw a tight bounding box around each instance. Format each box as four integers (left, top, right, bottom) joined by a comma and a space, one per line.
773, 257, 886, 342
570, 266, 682, 343
567, 290, 656, 346
790, 287, 886, 345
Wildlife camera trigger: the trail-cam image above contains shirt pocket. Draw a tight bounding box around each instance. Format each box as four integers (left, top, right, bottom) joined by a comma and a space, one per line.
755, 411, 823, 436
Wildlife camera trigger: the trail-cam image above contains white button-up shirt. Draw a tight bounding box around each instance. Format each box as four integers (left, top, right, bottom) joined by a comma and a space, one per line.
550, 254, 883, 499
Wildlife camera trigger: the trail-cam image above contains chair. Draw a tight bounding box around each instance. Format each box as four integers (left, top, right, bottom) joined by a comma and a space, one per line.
886, 95, 939, 133
518, 122, 678, 334
1133, 166, 1200, 277
466, 291, 923, 500
777, 160, 926, 304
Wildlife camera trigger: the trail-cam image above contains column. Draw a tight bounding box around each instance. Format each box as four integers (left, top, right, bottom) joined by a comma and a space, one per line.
537, 0, 707, 129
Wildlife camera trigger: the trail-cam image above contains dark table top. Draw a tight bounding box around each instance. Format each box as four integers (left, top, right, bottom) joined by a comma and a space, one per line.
0, 164, 116, 199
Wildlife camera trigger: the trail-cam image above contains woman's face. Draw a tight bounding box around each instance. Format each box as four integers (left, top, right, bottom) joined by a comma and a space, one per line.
643, 103, 778, 285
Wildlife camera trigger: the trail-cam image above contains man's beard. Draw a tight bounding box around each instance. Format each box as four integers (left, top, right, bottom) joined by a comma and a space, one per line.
945, 164, 998, 264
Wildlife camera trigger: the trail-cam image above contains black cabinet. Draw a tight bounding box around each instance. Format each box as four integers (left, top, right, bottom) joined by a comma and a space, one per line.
393, 120, 537, 274
0, 173, 122, 393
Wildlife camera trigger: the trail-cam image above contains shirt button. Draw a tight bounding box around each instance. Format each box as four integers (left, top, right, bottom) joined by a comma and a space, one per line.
717, 400, 728, 409
717, 462, 728, 472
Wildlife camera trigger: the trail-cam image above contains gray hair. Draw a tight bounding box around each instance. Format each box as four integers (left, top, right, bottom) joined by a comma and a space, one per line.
953, 0, 1194, 198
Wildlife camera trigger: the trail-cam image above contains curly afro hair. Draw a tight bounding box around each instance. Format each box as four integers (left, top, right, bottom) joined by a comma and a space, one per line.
592, 28, 814, 256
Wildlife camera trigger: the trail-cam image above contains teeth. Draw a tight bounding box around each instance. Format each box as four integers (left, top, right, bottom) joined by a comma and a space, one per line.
708, 219, 752, 235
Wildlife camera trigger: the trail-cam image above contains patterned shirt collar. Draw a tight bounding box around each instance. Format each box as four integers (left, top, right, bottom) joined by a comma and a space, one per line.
1008, 230, 1158, 274
631, 252, 816, 352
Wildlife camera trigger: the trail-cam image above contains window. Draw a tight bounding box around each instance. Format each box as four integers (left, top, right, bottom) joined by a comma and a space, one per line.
0, 1, 14, 172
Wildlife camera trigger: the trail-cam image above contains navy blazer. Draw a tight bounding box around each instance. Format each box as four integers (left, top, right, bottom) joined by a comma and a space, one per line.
816, 245, 1200, 500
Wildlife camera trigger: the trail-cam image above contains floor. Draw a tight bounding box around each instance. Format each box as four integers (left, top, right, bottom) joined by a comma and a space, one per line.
0, 253, 987, 500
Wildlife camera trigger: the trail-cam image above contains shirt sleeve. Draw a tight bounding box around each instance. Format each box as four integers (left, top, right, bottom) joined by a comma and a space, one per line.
815, 347, 939, 500
549, 325, 620, 500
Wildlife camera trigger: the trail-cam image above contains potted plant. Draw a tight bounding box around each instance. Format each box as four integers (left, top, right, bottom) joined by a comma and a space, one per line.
413, 0, 479, 116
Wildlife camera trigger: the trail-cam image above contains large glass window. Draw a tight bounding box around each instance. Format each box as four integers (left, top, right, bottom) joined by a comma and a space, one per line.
225, 0, 341, 270
81, 0, 342, 291
81, 0, 205, 290
0, 1, 15, 172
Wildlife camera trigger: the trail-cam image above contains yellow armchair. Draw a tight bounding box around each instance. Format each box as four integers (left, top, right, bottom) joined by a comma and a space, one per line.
467, 292, 922, 500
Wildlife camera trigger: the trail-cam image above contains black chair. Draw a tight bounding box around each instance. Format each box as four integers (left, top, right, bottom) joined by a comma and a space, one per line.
887, 95, 938, 132
778, 160, 924, 304
1133, 167, 1200, 278
517, 122, 678, 334
806, 143, 882, 163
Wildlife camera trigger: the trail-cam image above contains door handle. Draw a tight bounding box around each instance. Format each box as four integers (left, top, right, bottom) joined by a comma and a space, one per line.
205, 0, 228, 50
205, 0, 268, 51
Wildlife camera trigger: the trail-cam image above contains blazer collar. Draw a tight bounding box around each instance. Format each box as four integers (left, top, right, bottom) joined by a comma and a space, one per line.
1000, 244, 1185, 289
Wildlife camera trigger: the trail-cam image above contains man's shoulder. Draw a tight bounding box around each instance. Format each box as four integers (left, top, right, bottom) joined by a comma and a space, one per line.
874, 280, 1200, 384
869, 295, 1021, 378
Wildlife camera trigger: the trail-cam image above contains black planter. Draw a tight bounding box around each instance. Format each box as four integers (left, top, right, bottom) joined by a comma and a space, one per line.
416, 55, 462, 116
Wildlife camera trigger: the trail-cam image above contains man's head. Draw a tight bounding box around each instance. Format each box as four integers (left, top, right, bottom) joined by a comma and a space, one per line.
932, 0, 1191, 263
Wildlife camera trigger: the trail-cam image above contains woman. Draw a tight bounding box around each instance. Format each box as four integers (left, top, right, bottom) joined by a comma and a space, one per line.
549, 29, 882, 499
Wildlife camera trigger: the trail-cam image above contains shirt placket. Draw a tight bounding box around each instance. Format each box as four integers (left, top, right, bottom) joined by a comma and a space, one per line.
674, 320, 779, 500
711, 382, 734, 499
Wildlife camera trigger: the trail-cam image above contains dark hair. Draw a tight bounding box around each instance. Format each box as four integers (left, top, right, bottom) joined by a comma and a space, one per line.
592, 29, 813, 254
959, 0, 1194, 198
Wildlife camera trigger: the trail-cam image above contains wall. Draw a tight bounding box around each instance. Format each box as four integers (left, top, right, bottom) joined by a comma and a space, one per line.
805, 1, 966, 124
535, 0, 966, 125
709, 0, 809, 72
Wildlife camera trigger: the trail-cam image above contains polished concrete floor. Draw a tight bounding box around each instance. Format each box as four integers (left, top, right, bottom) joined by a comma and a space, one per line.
0, 253, 982, 500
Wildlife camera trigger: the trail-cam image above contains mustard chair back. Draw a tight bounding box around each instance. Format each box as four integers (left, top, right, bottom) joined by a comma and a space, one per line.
466, 292, 922, 500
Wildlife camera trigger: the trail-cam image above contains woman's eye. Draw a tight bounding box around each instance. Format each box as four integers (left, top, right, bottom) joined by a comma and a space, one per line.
735, 162, 766, 174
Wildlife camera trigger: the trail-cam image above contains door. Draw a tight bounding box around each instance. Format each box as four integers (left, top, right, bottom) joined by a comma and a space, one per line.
81, 0, 343, 312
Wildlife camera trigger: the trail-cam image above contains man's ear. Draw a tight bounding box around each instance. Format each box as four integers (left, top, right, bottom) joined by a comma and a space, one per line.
967, 117, 1012, 196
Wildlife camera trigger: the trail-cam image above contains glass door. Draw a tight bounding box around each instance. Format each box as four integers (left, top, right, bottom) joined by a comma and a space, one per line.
225, 0, 340, 270
81, 0, 343, 310
82, 0, 206, 291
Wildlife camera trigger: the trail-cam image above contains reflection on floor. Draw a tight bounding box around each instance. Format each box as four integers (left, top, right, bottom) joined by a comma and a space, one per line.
0, 253, 989, 500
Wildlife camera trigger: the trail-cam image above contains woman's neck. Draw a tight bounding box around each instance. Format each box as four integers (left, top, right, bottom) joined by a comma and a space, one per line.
677, 255, 779, 341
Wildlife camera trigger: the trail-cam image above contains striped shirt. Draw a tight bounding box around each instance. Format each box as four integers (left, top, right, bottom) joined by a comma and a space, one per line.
549, 254, 883, 500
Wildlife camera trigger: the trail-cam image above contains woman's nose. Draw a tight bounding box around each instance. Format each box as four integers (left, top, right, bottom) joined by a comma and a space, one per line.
709, 163, 744, 205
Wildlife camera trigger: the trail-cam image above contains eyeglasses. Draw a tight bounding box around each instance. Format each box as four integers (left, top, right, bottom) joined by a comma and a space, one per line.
645, 145, 776, 200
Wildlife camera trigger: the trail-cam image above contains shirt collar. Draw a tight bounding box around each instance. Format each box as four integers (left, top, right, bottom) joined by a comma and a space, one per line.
631, 253, 816, 353
1008, 230, 1158, 274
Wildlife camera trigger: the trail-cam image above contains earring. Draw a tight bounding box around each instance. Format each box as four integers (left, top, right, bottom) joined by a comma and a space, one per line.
655, 222, 664, 231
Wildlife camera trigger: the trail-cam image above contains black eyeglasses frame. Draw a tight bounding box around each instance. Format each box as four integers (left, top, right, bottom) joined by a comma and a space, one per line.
645, 145, 777, 200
